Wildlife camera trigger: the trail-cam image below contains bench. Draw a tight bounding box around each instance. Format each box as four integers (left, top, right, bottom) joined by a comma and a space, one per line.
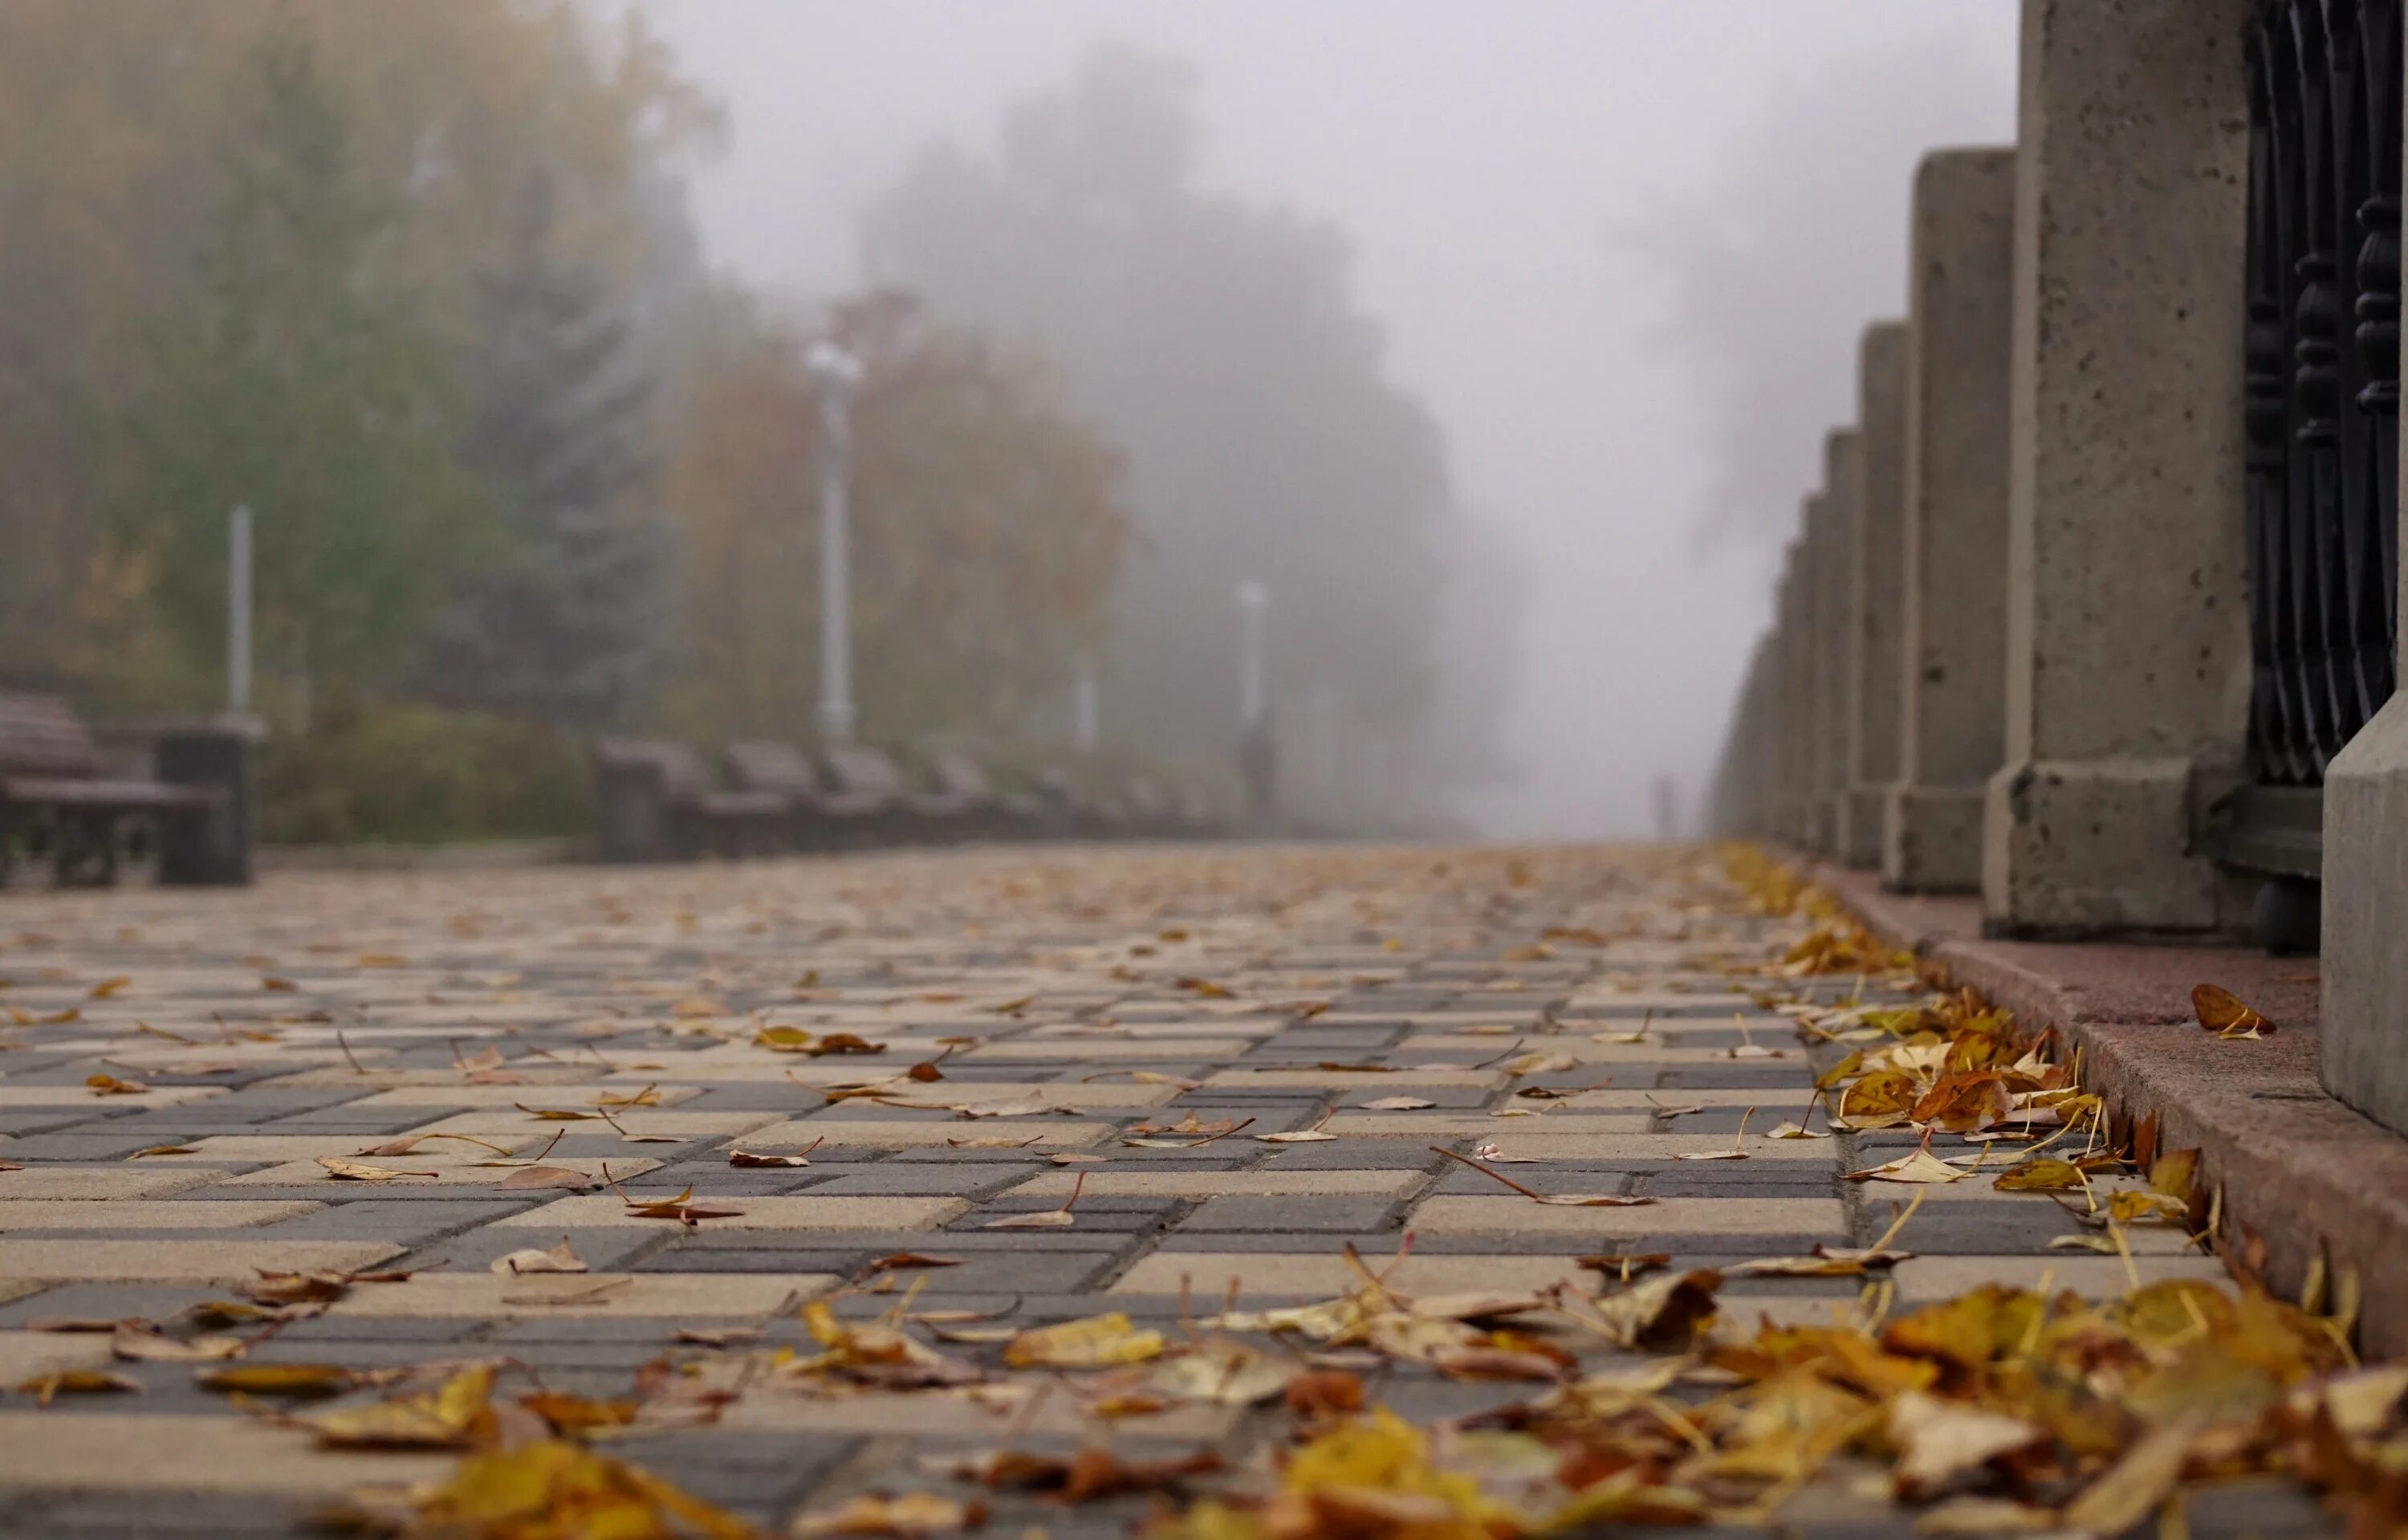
928, 751, 1043, 836
820, 744, 974, 843
724, 740, 881, 850
0, 693, 231, 887
592, 739, 785, 862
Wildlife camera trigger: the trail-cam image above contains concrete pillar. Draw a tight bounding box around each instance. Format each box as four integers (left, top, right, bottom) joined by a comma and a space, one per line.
2321, 26, 2408, 1135
1841, 324, 1910, 868
1982, 0, 2255, 935
1884, 149, 2017, 893
1812, 437, 1862, 855
1767, 541, 1804, 839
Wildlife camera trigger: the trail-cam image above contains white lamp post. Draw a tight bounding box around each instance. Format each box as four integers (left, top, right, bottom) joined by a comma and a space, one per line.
1237, 581, 1270, 729
1072, 652, 1100, 752
805, 340, 864, 742
227, 504, 253, 719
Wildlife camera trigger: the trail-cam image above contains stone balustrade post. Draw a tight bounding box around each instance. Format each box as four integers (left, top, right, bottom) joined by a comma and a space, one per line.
1982, 0, 2255, 935
2321, 21, 2408, 1135
1841, 324, 1909, 868
1812, 438, 1862, 855
1884, 148, 2017, 893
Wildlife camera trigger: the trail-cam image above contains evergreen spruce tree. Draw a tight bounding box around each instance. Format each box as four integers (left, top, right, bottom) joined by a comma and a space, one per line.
425, 173, 665, 726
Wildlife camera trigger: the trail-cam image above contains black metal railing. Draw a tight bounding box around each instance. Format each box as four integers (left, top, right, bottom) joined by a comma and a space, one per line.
2229, 0, 2402, 882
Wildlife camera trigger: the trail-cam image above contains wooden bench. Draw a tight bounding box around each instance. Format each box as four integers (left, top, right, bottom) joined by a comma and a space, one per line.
724, 740, 880, 849
928, 751, 1044, 837
0, 693, 225, 886
593, 739, 785, 862
820, 744, 976, 842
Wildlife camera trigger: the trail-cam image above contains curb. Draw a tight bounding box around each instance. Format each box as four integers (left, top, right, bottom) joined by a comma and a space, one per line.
1792, 851, 2408, 1357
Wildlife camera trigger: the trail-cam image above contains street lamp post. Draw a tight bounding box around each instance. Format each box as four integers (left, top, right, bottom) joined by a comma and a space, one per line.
805, 340, 864, 743
1237, 581, 1269, 729
226, 504, 253, 719
1073, 653, 1100, 753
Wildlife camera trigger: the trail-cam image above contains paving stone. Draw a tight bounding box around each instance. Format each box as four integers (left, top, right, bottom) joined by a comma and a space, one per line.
0, 1199, 322, 1230
490, 1194, 966, 1230
319, 1271, 832, 1318
0, 1167, 215, 1200
0, 1239, 402, 1281
0, 1412, 453, 1495
1006, 1169, 1420, 1199
1176, 1196, 1401, 1232
1405, 1194, 1849, 1238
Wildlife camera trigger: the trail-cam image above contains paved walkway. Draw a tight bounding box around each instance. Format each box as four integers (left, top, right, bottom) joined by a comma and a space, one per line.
0, 845, 2341, 1536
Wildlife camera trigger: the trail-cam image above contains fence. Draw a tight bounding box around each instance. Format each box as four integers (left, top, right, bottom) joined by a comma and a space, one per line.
1703, 0, 2408, 1137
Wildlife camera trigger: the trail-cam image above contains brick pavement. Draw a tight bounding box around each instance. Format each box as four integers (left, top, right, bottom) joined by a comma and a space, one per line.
0, 845, 2336, 1536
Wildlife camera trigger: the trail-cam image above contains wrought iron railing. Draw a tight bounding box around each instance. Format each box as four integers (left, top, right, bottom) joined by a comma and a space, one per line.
2228, 0, 2402, 883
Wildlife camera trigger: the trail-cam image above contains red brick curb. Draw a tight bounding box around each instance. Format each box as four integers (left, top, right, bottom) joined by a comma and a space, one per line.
1796, 854, 2408, 1358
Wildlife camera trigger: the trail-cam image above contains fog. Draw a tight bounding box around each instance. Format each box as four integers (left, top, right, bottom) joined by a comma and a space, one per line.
637, 0, 2020, 838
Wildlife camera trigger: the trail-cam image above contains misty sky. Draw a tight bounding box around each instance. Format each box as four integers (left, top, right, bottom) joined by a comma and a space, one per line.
635, 0, 2019, 838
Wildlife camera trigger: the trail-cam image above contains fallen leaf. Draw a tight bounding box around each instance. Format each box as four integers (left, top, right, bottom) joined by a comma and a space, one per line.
127, 1144, 200, 1159
2191, 983, 2273, 1038
983, 1208, 1076, 1229
197, 1362, 356, 1397
1003, 1313, 1165, 1370
1887, 1389, 2047, 1498
728, 1149, 813, 1167
1847, 1150, 1966, 1185
110, 1324, 244, 1362
85, 1074, 149, 1096
2059, 1413, 2204, 1536
17, 1369, 141, 1404
491, 1239, 588, 1275
1583, 1268, 1723, 1349
620, 1184, 745, 1225
87, 976, 131, 999
495, 1164, 596, 1191
1361, 1095, 1435, 1111
794, 1493, 988, 1537
306, 1363, 495, 1448
315, 1156, 438, 1182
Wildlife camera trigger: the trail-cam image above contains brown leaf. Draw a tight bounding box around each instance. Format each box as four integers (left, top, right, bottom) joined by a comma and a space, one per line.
794, 1493, 988, 1537
85, 1074, 149, 1096
728, 1148, 814, 1167
494, 1164, 596, 1192
316, 1156, 437, 1182
2192, 983, 2274, 1038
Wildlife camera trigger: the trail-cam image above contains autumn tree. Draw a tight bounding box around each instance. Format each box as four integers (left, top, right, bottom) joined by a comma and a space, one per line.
653, 291, 1127, 748
112, 23, 490, 718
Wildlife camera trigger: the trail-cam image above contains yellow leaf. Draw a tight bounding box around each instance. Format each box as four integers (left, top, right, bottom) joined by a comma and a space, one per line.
1003, 1313, 1165, 1369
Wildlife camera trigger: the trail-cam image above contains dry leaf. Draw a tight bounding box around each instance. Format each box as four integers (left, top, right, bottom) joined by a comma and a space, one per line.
1847, 1150, 1965, 1185
1887, 1390, 2046, 1498
491, 1239, 588, 1275
728, 1149, 813, 1167
198, 1362, 356, 1397
18, 1368, 141, 1404
85, 1074, 148, 1096
2191, 983, 2273, 1038
983, 1208, 1076, 1230
794, 1493, 988, 1537
110, 1325, 245, 1362
1003, 1313, 1165, 1369
1584, 1268, 1723, 1349
495, 1165, 596, 1191
315, 1156, 437, 1182
1361, 1095, 1435, 1111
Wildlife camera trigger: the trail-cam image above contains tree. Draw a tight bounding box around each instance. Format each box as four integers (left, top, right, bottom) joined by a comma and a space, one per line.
422, 173, 665, 727
111, 22, 490, 718
861, 46, 1492, 811
651, 288, 1128, 748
